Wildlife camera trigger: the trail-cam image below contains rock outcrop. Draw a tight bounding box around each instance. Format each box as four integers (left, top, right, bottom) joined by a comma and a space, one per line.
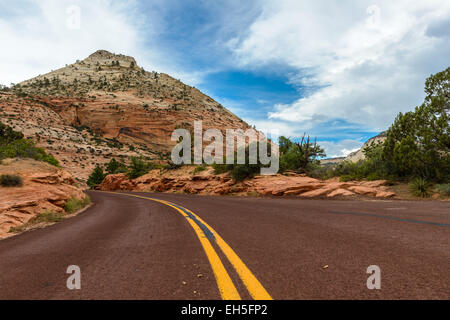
98, 167, 395, 199
0, 159, 87, 239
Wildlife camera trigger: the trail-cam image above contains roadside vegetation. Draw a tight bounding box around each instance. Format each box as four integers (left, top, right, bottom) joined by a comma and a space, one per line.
0, 123, 59, 166
64, 196, 91, 214
86, 157, 173, 188
212, 141, 276, 182
9, 195, 91, 234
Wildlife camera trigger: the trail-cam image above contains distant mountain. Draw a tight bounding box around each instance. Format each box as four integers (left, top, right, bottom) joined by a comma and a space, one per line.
320, 132, 387, 165
0, 50, 249, 181
344, 131, 387, 162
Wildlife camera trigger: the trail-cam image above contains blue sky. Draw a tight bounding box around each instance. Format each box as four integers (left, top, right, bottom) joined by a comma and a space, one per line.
1, 0, 449, 157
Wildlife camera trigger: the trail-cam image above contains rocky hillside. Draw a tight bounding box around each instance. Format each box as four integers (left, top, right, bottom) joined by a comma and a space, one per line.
345, 131, 387, 162
0, 50, 249, 181
320, 132, 387, 165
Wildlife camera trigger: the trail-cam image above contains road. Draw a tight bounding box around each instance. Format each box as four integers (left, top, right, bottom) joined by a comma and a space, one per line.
0, 191, 449, 300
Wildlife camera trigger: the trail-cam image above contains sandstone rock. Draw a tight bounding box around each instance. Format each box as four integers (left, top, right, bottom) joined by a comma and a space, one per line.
375, 191, 396, 198
99, 173, 129, 191
347, 186, 378, 196
360, 180, 388, 188
299, 188, 331, 197
0, 160, 86, 239
327, 188, 355, 197
184, 181, 209, 194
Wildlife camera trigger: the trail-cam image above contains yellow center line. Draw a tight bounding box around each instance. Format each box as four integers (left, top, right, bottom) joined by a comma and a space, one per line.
102, 191, 272, 300
184, 207, 272, 300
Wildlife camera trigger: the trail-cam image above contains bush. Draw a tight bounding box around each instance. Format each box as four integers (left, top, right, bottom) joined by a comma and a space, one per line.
0, 123, 59, 166
193, 164, 207, 174
279, 135, 326, 173
212, 163, 233, 175
231, 164, 259, 182
436, 183, 450, 196
105, 158, 127, 175
127, 157, 149, 179
64, 196, 91, 214
87, 165, 105, 187
382, 67, 449, 181
0, 174, 23, 187
409, 177, 431, 198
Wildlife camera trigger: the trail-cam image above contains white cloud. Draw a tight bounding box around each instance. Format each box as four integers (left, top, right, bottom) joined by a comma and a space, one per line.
230, 0, 450, 132
0, 0, 143, 84
318, 140, 364, 158
0, 0, 208, 86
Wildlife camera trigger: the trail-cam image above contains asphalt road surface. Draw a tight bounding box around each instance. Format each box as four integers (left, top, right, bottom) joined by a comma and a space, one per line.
0, 191, 449, 300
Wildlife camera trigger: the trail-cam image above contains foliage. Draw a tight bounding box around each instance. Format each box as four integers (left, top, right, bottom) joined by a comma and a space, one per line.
64, 196, 91, 214
87, 165, 105, 187
212, 163, 233, 175
0, 123, 59, 166
212, 141, 274, 182
279, 135, 326, 173
382, 67, 449, 181
322, 67, 449, 183
0, 174, 23, 187
127, 157, 149, 179
193, 164, 207, 174
436, 183, 450, 196
409, 177, 431, 198
105, 158, 127, 175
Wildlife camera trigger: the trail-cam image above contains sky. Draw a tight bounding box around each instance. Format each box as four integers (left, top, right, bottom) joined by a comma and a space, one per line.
0, 0, 449, 157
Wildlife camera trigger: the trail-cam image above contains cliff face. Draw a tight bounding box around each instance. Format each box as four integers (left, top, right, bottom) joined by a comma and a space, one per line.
0, 50, 249, 180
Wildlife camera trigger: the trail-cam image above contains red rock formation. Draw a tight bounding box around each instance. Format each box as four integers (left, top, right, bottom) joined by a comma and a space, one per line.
98, 166, 396, 200
0, 159, 87, 239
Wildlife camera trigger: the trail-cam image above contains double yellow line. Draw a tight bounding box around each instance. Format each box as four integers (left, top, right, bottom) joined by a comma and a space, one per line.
106, 192, 272, 300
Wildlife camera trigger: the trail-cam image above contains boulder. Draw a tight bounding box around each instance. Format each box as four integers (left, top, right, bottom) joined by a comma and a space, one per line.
327, 188, 355, 197
347, 186, 378, 196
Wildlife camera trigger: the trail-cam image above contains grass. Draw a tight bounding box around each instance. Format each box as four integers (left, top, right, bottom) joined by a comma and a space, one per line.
64, 196, 91, 214
9, 196, 91, 234
0, 174, 23, 187
9, 211, 65, 233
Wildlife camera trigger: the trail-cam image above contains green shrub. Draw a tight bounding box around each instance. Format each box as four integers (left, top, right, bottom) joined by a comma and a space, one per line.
212, 163, 233, 174
231, 164, 259, 182
0, 123, 59, 166
127, 157, 149, 179
105, 158, 127, 175
0, 174, 23, 187
193, 164, 207, 174
409, 177, 431, 198
339, 175, 354, 182
436, 183, 450, 196
87, 165, 105, 187
64, 196, 91, 214
279, 135, 326, 173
